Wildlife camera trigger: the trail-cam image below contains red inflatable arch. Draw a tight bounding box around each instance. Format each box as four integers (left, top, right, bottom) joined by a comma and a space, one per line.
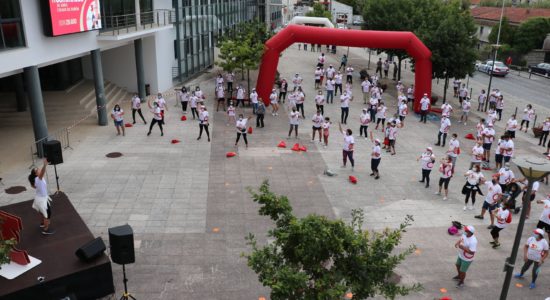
256, 25, 432, 113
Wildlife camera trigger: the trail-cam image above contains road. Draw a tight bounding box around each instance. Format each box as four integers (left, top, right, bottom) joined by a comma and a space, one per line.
468, 69, 549, 109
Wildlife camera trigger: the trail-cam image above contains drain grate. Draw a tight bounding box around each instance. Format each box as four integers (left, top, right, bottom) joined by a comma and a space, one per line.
106, 152, 123, 158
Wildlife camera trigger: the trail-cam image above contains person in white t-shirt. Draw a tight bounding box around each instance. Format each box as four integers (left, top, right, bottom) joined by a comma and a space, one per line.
235, 114, 252, 149
497, 162, 515, 192
470, 140, 485, 170
28, 158, 54, 235
482, 123, 496, 164
500, 135, 514, 164
235, 84, 246, 108
131, 94, 146, 124
490, 202, 511, 248
435, 115, 451, 147
520, 104, 535, 133
406, 85, 414, 103
505, 114, 518, 139
436, 155, 453, 200
454, 225, 477, 288
361, 79, 371, 104
325, 78, 335, 104
460, 97, 471, 125
521, 178, 541, 219
311, 110, 324, 143
178, 87, 190, 114
447, 133, 460, 172
111, 104, 125, 136
339, 123, 355, 170
147, 99, 164, 136
345, 66, 354, 84
458, 84, 468, 104
216, 85, 226, 112
340, 91, 352, 124
249, 89, 259, 114
334, 72, 343, 96
314, 67, 323, 89
417, 147, 435, 188
314, 90, 325, 115
368, 96, 379, 122
197, 106, 210, 142
359, 108, 371, 139
292, 73, 303, 91
374, 102, 387, 131
398, 99, 408, 126
288, 107, 301, 139
475, 176, 503, 228
441, 102, 453, 118
514, 228, 549, 289
270, 89, 279, 116
227, 101, 236, 126
419, 94, 430, 123
477, 89, 487, 111
370, 138, 382, 179
155, 93, 167, 125
463, 165, 485, 210
322, 117, 331, 148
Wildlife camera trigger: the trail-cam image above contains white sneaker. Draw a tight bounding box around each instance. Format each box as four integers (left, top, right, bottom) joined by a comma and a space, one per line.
341, 165, 346, 168
435, 192, 441, 195
443, 197, 448, 201
463, 206, 467, 211
323, 145, 327, 149
468, 205, 474, 210
310, 140, 315, 143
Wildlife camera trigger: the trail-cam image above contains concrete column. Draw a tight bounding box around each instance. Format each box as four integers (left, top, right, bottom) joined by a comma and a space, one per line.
90, 49, 108, 125
24, 66, 49, 157
134, 39, 146, 101
135, 0, 141, 26
14, 73, 27, 112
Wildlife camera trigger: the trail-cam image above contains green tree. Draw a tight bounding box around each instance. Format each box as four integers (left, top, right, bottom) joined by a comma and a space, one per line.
418, 0, 478, 103
488, 16, 516, 46
216, 21, 271, 91
244, 181, 421, 300
513, 17, 550, 54
305, 3, 333, 19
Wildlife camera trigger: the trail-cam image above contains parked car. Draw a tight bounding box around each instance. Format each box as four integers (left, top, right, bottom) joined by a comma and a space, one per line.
475, 60, 510, 77
528, 62, 550, 77
337, 23, 347, 29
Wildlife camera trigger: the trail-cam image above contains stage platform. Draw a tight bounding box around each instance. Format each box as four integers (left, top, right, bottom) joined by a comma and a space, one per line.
0, 192, 114, 300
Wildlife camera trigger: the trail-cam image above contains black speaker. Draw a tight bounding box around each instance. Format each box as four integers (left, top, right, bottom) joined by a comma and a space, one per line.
108, 224, 135, 265
75, 237, 106, 262
43, 140, 63, 165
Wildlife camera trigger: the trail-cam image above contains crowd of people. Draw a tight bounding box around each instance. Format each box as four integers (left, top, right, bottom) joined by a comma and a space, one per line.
104, 47, 550, 292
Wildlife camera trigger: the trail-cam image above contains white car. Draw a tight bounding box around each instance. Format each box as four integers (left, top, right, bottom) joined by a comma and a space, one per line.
475, 60, 509, 77
337, 23, 346, 29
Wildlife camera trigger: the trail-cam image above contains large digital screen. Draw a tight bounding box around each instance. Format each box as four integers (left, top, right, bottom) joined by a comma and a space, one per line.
41, 0, 102, 36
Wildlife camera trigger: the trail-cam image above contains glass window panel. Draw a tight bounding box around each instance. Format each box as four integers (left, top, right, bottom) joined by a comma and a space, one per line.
0, 0, 21, 19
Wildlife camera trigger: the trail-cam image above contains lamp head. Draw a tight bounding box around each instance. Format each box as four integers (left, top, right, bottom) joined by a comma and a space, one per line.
513, 156, 550, 180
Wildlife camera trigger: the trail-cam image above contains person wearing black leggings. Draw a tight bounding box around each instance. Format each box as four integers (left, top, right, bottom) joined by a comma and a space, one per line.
514, 229, 548, 289
539, 117, 550, 147
147, 100, 163, 136
339, 124, 355, 170
197, 106, 210, 142
463, 165, 483, 210
418, 147, 435, 188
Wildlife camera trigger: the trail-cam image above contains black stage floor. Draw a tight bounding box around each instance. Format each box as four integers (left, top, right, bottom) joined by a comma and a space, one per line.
0, 192, 114, 300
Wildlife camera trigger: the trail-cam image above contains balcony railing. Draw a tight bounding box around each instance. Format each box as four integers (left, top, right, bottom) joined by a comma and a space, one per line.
100, 9, 173, 36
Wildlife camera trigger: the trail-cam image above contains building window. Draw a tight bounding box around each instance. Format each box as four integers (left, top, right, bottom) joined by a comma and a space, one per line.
0, 0, 25, 50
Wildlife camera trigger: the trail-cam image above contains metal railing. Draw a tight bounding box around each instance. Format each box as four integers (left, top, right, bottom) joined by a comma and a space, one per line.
101, 9, 174, 35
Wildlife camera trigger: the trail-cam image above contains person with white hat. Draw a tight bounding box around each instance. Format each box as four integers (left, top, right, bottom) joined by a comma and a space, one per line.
417, 147, 435, 188
454, 225, 477, 288
514, 228, 549, 289
419, 93, 430, 123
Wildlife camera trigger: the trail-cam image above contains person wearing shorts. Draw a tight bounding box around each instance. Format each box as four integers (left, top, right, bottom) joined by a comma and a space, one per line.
28, 158, 54, 235
475, 178, 502, 229
111, 104, 125, 136
436, 156, 453, 200
505, 115, 517, 139
454, 225, 477, 288
490, 202, 510, 248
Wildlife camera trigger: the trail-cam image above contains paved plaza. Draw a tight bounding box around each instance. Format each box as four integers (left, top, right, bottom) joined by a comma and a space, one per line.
2, 44, 550, 299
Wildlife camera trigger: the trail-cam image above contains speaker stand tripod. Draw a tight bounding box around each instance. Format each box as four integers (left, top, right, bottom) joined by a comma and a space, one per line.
53, 164, 60, 193
119, 264, 136, 300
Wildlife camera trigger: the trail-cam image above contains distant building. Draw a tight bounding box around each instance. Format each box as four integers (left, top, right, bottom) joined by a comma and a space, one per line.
331, 0, 352, 25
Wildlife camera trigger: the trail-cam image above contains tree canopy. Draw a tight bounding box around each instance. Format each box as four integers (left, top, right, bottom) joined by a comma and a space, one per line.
305, 3, 333, 19
488, 16, 516, 46
244, 181, 421, 300
513, 17, 550, 54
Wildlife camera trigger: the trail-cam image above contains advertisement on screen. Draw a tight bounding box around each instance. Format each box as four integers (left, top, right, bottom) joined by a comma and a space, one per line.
47, 0, 102, 36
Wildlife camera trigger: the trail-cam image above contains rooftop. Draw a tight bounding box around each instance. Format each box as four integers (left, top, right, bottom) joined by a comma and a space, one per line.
471, 6, 550, 24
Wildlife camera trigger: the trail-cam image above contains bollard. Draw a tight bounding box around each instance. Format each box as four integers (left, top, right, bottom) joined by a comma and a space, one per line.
533, 114, 538, 128
514, 106, 518, 117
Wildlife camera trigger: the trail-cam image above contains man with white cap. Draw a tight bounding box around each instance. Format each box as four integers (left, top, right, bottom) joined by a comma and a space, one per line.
417, 147, 435, 188
419, 93, 430, 123
454, 225, 477, 288
514, 228, 548, 289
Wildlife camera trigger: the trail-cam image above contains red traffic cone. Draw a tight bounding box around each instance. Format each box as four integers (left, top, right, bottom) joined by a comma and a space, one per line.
226, 152, 237, 158
299, 145, 307, 152
124, 123, 133, 128
291, 143, 300, 151
464, 133, 475, 140
277, 141, 287, 148
181, 115, 187, 121
171, 139, 180, 144
349, 175, 358, 184
247, 126, 253, 134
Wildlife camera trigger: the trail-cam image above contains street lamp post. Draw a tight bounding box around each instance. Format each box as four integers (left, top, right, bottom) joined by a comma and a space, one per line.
484, 0, 506, 112
500, 156, 550, 300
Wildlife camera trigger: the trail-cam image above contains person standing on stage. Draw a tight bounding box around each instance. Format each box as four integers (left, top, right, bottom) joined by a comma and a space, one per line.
28, 158, 54, 235
131, 93, 146, 124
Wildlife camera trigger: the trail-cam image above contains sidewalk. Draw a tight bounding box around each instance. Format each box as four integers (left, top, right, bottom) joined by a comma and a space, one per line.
1, 44, 550, 299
